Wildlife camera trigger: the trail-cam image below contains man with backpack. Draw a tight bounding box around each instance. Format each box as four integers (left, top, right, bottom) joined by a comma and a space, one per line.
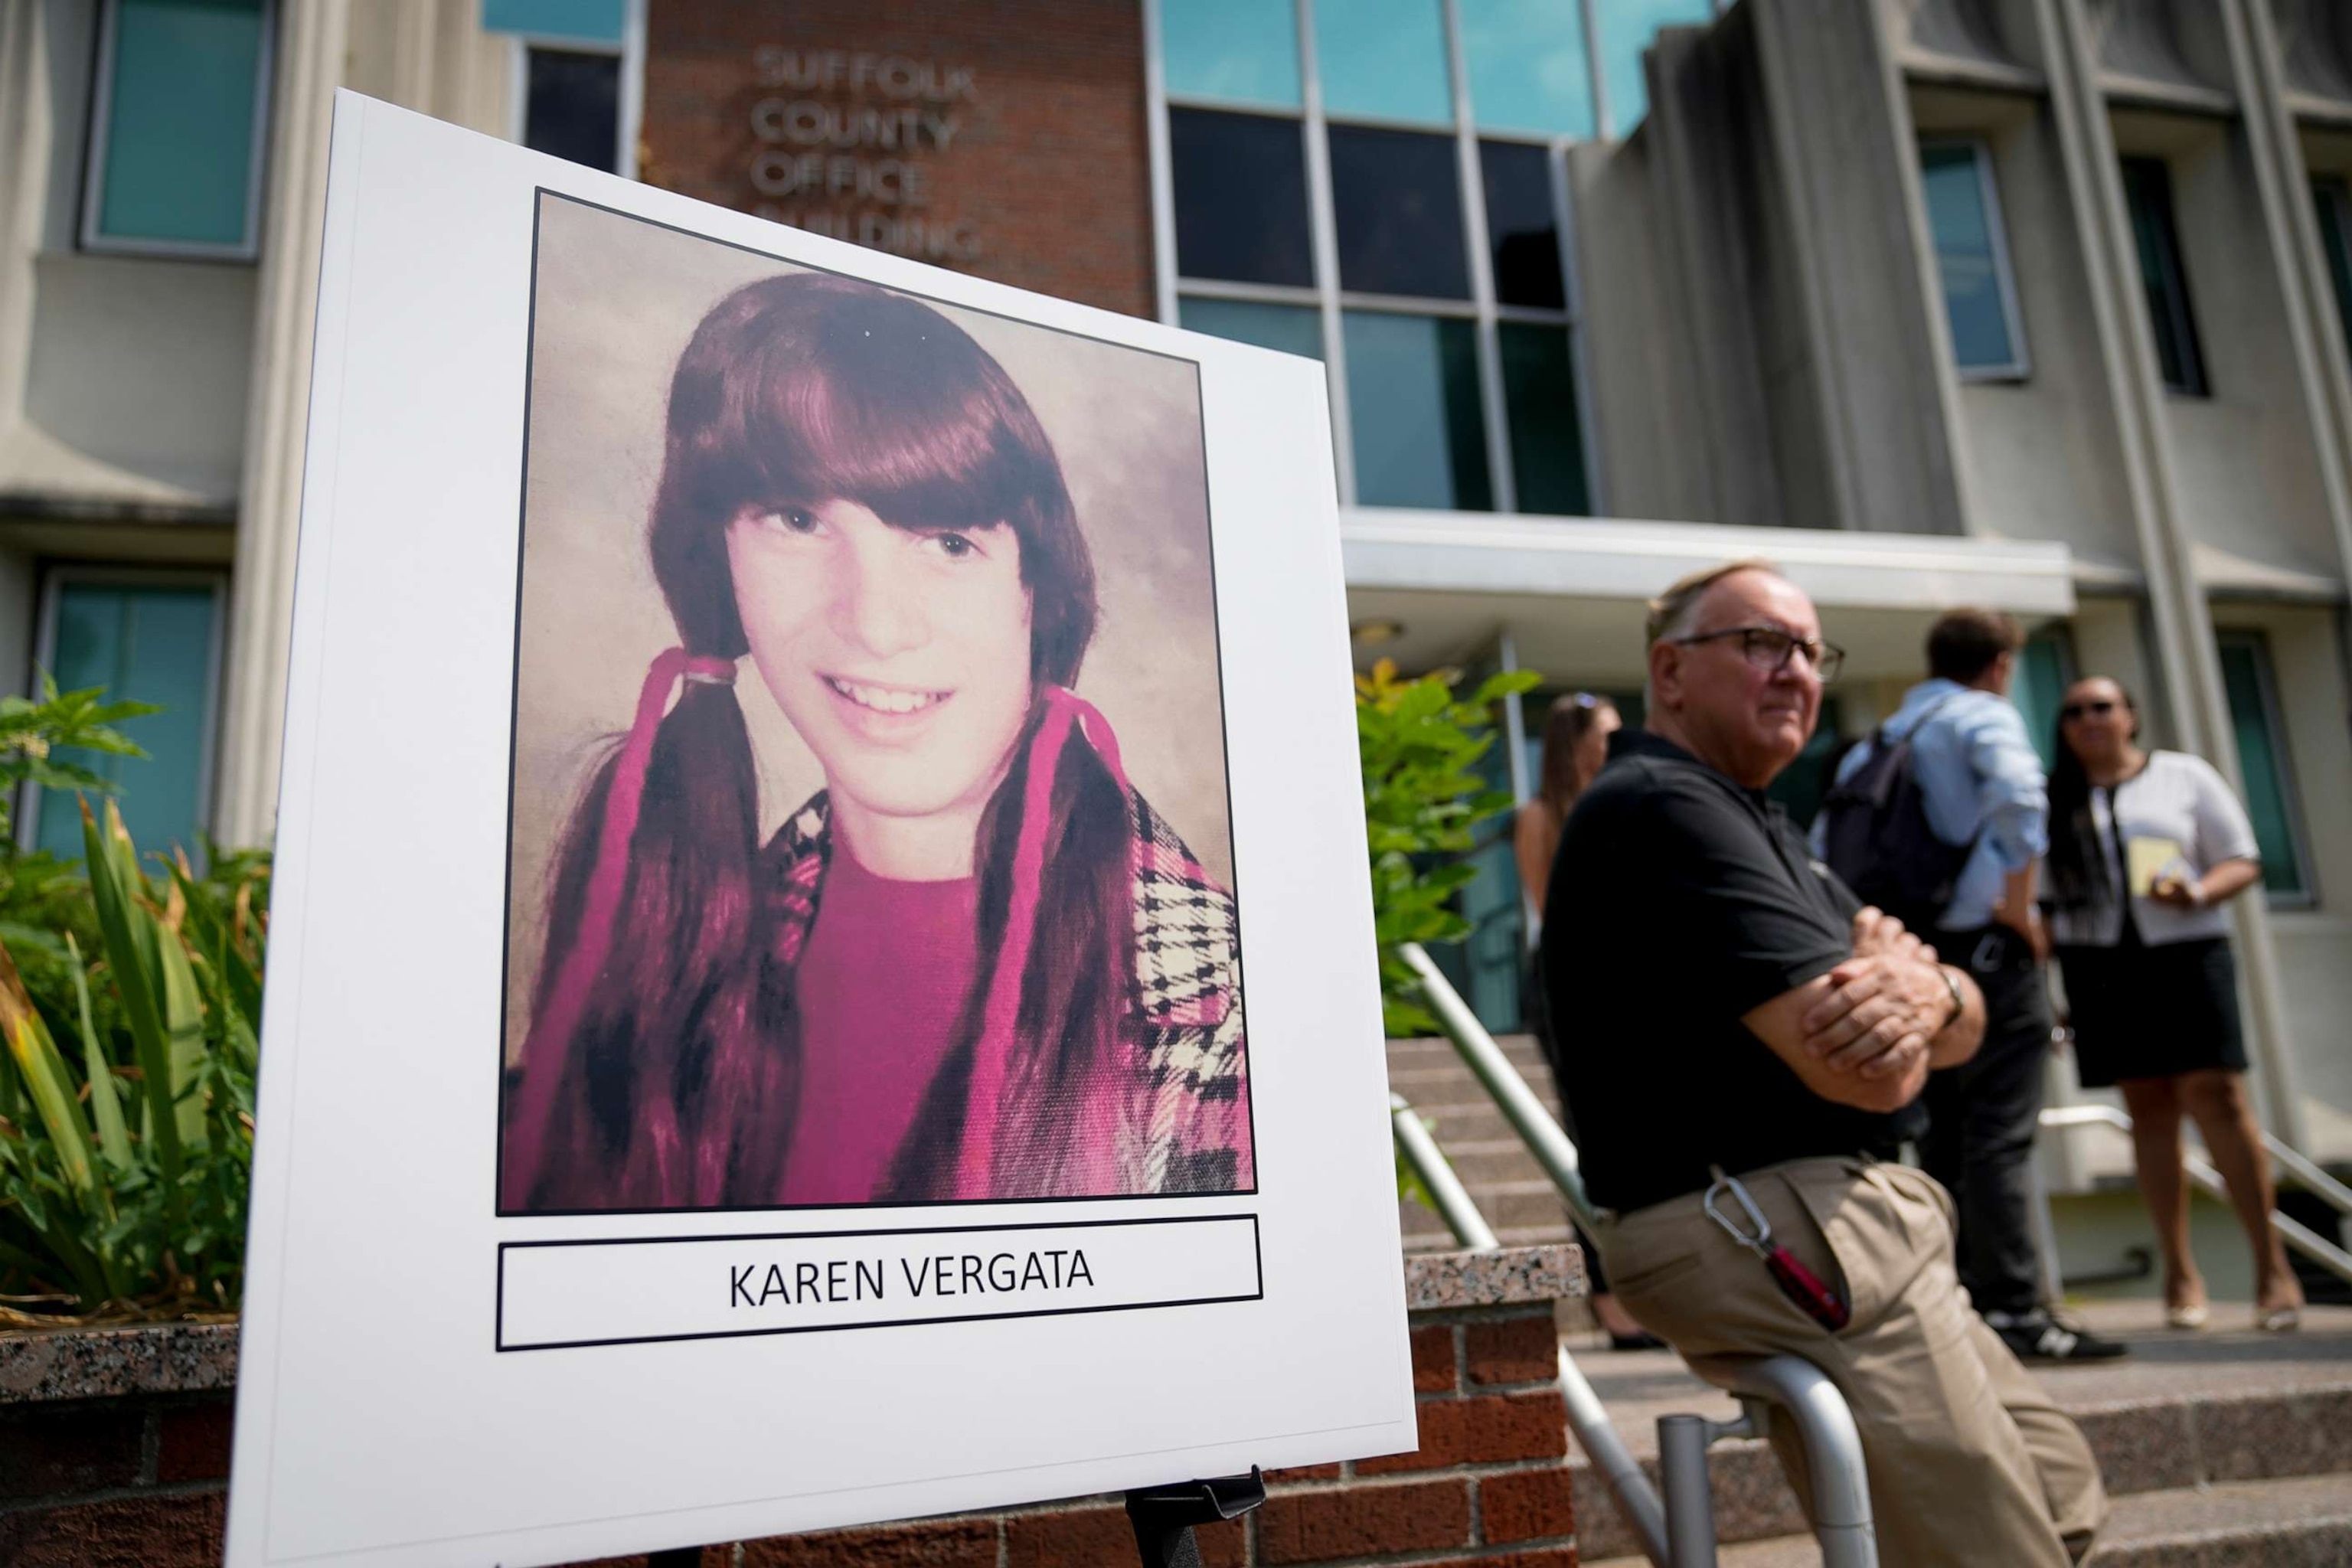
1818, 609, 2128, 1362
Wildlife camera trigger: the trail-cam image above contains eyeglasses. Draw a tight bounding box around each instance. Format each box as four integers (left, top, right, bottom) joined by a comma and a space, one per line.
2060, 699, 2119, 722
1672, 625, 1845, 684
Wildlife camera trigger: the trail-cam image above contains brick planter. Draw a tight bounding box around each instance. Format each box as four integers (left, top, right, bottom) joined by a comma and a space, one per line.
0, 1246, 1583, 1567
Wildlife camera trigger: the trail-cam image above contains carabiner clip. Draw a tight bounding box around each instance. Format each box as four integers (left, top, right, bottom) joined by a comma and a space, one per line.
1704, 1165, 1773, 1259
1701, 1165, 1851, 1332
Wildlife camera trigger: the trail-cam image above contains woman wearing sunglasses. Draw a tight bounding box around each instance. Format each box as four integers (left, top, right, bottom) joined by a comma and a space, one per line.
2046, 677, 2300, 1332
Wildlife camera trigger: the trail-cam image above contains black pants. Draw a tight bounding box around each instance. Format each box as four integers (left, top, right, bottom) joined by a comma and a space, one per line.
1919, 926, 2052, 1318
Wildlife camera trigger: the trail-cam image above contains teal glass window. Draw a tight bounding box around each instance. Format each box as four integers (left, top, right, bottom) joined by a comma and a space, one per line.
86, 0, 272, 255
2313, 181, 2352, 354
1315, 0, 1452, 125
1460, 0, 1596, 139
31, 581, 221, 864
1179, 298, 1324, 360
1162, 0, 1302, 109
1595, 0, 1713, 136
2216, 634, 2311, 901
1344, 312, 1492, 510
2012, 631, 2073, 773
1499, 324, 1588, 514
1920, 140, 2026, 376
484, 0, 627, 43
2122, 156, 2208, 396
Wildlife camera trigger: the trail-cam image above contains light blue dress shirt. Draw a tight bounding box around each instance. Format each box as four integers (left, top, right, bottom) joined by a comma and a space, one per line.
1815, 678, 2050, 930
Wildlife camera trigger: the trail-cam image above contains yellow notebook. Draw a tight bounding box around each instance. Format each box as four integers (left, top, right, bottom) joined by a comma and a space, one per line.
2126, 835, 2188, 897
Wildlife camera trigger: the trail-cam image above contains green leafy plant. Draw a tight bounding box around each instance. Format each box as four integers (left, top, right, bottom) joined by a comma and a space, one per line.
0, 801, 266, 1321
1356, 658, 1539, 1037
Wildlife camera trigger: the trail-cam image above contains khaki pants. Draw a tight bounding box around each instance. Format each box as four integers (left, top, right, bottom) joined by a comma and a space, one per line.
1599, 1158, 2107, 1567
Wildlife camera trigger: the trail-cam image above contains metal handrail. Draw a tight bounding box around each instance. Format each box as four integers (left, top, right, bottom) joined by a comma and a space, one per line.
1396, 942, 1877, 1568
1392, 1093, 1501, 1252
2037, 1104, 2352, 1286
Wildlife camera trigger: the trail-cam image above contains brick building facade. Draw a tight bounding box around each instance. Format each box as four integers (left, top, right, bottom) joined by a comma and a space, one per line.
640, 0, 1157, 318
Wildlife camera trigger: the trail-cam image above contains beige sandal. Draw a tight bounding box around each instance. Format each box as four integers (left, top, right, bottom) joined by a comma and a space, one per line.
2164, 1302, 2210, 1331
2257, 1305, 2302, 1334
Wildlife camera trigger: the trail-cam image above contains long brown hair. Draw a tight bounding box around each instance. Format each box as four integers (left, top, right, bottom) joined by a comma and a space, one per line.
1536, 694, 1618, 826
511, 273, 1133, 1210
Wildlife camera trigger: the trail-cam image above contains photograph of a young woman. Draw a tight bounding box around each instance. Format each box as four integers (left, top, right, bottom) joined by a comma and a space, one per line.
498, 208, 1251, 1214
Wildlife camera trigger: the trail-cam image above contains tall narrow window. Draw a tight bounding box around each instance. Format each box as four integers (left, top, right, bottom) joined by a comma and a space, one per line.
2012, 630, 2074, 772
2121, 156, 2208, 396
1919, 139, 2027, 378
2215, 632, 2314, 903
81, 0, 274, 258
24, 577, 224, 863
2312, 179, 2352, 354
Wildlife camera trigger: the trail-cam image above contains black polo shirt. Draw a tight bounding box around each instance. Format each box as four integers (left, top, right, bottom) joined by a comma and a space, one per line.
1540, 730, 1919, 1214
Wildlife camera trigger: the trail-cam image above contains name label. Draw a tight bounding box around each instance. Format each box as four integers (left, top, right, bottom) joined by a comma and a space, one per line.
497, 1214, 1260, 1351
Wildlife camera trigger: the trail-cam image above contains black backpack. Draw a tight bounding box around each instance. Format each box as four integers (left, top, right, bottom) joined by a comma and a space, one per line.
1817, 701, 1975, 930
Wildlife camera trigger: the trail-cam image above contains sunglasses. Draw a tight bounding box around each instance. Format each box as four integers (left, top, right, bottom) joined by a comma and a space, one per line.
2060, 699, 2119, 722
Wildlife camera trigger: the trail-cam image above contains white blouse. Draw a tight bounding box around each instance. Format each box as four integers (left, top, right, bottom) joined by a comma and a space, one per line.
2049, 750, 2261, 949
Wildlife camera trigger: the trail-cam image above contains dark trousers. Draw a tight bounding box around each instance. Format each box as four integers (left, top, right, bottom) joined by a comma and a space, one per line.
1920, 926, 2052, 1318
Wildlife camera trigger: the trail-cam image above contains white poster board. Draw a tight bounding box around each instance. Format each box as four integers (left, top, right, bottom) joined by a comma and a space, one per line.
225, 93, 1410, 1568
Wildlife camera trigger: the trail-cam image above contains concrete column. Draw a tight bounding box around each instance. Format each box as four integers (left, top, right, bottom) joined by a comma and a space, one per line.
2034, 0, 2311, 1149
1746, 0, 1973, 537
0, 0, 48, 438
2230, 0, 2352, 599
214, 0, 351, 849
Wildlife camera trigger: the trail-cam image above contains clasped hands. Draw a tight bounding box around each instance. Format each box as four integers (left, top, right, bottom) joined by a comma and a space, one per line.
1798, 907, 1955, 1085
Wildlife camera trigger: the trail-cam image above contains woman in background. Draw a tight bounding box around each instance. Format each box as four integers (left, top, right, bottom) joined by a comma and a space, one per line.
2047, 676, 2300, 1332
1514, 694, 1656, 1349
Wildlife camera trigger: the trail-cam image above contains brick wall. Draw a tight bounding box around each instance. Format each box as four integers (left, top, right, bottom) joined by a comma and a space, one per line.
642, 0, 1158, 318
0, 1302, 1576, 1567
0, 1392, 233, 1567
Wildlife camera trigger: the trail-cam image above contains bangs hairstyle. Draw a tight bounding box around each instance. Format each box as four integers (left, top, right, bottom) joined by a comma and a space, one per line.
648, 271, 1097, 686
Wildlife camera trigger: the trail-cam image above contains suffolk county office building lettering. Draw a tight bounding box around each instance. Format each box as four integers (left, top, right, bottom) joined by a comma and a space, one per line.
748, 47, 983, 263
728, 1248, 1097, 1308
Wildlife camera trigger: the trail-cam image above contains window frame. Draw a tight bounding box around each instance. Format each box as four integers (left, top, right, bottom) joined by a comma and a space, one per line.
78, 0, 278, 262
2213, 628, 2318, 910
16, 567, 230, 858
1144, 0, 1606, 514
504, 0, 647, 180
1917, 135, 2031, 384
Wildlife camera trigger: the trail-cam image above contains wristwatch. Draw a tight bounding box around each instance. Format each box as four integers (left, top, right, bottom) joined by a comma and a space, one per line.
1936, 965, 1966, 1031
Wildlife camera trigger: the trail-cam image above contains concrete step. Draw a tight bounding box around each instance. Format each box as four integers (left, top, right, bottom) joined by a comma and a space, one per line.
1566, 1300, 2352, 1560
1583, 1471, 2352, 1566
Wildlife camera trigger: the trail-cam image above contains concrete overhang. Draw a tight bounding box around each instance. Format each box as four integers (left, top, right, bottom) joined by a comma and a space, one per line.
1339, 511, 2075, 684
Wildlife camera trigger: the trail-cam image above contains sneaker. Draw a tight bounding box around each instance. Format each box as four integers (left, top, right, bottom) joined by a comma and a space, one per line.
1984, 1309, 2131, 1362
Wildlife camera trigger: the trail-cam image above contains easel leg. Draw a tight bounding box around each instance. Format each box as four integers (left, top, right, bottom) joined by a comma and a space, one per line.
1124, 1468, 1266, 1568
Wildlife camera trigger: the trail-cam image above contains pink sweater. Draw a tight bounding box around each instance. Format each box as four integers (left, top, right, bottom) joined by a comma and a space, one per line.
778, 847, 979, 1205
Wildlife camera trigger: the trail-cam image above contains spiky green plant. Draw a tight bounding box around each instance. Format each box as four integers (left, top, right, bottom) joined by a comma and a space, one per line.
0, 801, 265, 1320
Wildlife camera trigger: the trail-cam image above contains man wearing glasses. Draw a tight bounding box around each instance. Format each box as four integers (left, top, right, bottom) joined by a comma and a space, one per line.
1540, 560, 2106, 1566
